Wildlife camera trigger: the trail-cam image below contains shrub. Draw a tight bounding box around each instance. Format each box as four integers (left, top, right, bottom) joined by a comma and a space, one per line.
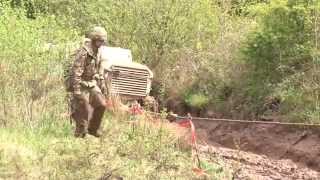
241, 0, 320, 121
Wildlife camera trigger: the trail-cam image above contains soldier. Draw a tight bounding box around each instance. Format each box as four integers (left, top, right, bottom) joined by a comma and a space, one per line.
70, 26, 108, 138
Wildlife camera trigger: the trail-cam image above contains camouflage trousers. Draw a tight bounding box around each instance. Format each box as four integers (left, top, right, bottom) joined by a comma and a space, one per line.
70, 87, 106, 137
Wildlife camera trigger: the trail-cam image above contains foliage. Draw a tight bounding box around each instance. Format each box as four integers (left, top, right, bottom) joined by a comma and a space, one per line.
0, 113, 231, 179
0, 0, 319, 137
184, 93, 210, 109
241, 0, 320, 121
0, 4, 80, 127
1, 0, 320, 178
0, 4, 231, 179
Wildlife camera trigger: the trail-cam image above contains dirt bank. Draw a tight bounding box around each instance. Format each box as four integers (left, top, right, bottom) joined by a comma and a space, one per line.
194, 120, 320, 172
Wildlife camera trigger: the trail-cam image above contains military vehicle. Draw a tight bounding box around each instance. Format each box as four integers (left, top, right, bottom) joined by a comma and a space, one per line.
100, 46, 157, 111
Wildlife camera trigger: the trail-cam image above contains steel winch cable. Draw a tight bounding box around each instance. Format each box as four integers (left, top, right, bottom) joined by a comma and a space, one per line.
181, 117, 320, 127
145, 111, 320, 128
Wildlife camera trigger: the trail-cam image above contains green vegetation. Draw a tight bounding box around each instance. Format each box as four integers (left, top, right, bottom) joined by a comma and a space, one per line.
1, 0, 319, 122
0, 113, 231, 179
242, 0, 320, 122
184, 93, 210, 110
0, 0, 320, 178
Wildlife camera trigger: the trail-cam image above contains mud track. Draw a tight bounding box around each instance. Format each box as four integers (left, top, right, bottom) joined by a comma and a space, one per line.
193, 120, 320, 176
199, 145, 319, 179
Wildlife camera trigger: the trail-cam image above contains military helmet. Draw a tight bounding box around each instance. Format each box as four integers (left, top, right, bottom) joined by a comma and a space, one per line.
88, 26, 107, 41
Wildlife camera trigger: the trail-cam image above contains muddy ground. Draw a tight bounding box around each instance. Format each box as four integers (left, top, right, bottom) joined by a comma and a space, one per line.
193, 120, 320, 179
199, 145, 319, 179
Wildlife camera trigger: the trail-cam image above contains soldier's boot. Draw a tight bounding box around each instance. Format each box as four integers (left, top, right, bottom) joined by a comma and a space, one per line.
88, 106, 105, 137
74, 123, 87, 138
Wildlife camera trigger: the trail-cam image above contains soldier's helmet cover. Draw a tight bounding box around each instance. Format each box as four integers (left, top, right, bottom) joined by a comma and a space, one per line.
89, 26, 107, 41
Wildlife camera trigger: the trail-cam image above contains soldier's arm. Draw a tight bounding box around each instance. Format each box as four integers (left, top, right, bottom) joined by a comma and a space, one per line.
71, 49, 87, 95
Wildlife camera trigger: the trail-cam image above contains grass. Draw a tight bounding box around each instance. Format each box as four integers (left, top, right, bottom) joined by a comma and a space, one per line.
0, 112, 231, 180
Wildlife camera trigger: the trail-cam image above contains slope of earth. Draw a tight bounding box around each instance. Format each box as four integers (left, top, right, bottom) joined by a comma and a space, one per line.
194, 120, 320, 173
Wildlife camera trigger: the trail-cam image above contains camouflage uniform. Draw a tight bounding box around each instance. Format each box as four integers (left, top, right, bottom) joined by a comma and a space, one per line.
70, 27, 107, 138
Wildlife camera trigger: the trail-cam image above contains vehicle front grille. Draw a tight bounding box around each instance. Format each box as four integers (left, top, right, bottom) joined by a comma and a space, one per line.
110, 65, 150, 97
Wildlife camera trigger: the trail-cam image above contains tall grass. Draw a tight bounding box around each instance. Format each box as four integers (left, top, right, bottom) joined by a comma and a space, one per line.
0, 112, 231, 179
0, 4, 79, 127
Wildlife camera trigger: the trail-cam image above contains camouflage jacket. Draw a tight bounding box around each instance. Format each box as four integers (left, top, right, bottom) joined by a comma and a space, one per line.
71, 44, 103, 94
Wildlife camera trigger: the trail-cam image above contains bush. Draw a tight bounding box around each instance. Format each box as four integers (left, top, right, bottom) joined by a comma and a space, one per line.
184, 93, 210, 109
241, 0, 320, 122
0, 4, 79, 126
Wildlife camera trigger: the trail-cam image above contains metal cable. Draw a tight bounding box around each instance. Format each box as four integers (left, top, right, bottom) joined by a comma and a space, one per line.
180, 116, 320, 127
145, 111, 320, 127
